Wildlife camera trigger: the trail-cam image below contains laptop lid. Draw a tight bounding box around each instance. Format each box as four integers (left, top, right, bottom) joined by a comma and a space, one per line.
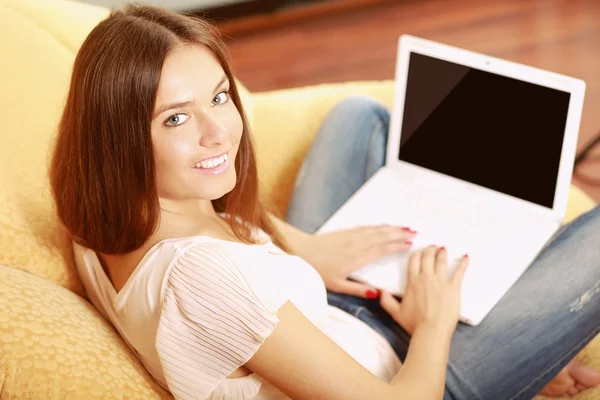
386, 35, 586, 222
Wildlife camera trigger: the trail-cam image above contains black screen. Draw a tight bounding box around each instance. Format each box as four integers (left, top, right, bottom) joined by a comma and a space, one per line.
399, 52, 571, 208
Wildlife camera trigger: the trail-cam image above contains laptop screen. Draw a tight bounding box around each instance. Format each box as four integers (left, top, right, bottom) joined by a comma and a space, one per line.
398, 52, 571, 209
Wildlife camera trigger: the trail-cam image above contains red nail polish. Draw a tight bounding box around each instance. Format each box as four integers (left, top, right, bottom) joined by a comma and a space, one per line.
440, 246, 446, 251
366, 289, 381, 299
401, 227, 412, 232
464, 254, 469, 259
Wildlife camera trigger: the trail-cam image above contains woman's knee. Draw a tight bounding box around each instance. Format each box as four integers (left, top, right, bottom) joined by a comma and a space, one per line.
557, 203, 600, 244
328, 95, 390, 125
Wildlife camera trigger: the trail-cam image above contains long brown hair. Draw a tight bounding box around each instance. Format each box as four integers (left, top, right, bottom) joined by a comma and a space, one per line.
49, 4, 286, 255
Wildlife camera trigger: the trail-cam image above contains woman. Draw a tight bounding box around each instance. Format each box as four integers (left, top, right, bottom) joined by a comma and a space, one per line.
49, 4, 600, 399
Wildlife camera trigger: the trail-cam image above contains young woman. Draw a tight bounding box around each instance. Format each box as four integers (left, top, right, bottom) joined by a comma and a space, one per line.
50, 4, 600, 399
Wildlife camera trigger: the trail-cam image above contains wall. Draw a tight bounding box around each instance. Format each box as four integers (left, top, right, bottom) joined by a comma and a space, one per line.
76, 0, 249, 11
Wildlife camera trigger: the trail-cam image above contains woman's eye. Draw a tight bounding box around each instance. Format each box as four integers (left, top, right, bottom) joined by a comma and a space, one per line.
165, 113, 190, 127
211, 90, 230, 107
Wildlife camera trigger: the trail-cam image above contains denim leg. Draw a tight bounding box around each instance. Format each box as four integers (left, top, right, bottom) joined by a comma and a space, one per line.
441, 205, 600, 400
286, 95, 389, 234
326, 290, 413, 363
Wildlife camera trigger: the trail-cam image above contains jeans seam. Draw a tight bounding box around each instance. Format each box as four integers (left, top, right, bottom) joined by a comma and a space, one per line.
509, 325, 600, 400
446, 356, 484, 400
365, 119, 384, 183
530, 207, 594, 265
550, 206, 596, 245
353, 306, 366, 319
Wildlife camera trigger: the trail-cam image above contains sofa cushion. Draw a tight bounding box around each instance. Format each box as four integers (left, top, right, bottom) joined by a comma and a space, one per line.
0, 264, 170, 399
0, 1, 108, 296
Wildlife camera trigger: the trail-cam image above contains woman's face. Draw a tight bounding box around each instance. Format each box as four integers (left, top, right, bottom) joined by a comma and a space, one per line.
151, 44, 243, 202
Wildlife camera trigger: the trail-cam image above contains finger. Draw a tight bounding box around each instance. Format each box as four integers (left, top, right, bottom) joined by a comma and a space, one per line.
421, 245, 437, 277
330, 279, 381, 299
451, 254, 470, 287
360, 240, 413, 266
575, 383, 588, 392
407, 250, 422, 286
567, 359, 600, 387
371, 225, 417, 242
379, 289, 402, 317
357, 225, 416, 244
355, 226, 416, 259
434, 247, 448, 278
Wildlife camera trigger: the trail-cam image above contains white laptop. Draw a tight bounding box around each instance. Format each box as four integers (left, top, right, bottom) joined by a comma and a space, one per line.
317, 35, 586, 326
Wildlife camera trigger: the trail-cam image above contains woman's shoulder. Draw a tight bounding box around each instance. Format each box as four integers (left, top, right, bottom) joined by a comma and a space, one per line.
75, 231, 275, 292
155, 238, 287, 400
142, 236, 252, 285
159, 237, 293, 317
145, 231, 266, 269
74, 235, 243, 297
161, 237, 272, 288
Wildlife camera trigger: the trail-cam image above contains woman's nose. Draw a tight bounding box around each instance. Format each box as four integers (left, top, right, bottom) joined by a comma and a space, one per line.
198, 107, 227, 147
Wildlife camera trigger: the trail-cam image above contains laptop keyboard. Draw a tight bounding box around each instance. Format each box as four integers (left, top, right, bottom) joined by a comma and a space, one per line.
338, 179, 535, 281
410, 193, 512, 235
362, 184, 510, 245
321, 169, 561, 324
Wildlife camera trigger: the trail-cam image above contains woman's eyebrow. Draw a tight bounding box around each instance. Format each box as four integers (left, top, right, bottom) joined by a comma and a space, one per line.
153, 75, 229, 119
153, 100, 195, 119
213, 75, 229, 93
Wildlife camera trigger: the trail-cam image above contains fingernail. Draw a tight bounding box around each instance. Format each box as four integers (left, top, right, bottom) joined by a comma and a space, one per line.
464, 253, 469, 259
439, 246, 446, 251
366, 289, 381, 299
401, 227, 412, 232
405, 241, 413, 246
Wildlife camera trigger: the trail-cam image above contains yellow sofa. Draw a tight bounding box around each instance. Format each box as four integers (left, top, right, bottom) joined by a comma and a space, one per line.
0, 0, 597, 398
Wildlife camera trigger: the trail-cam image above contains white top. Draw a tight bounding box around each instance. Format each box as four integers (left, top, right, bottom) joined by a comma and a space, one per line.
73, 230, 401, 400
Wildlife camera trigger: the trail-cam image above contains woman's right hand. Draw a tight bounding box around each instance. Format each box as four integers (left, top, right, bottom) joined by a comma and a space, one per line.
379, 246, 469, 336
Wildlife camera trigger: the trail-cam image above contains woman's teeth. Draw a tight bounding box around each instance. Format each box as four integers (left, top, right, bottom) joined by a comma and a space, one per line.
194, 153, 228, 169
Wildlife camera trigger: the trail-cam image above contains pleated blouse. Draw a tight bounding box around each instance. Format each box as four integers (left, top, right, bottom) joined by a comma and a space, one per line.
73, 231, 401, 399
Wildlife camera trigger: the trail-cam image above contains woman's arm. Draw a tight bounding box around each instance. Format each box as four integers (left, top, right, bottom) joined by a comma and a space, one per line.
246, 245, 466, 400
266, 212, 415, 298
265, 211, 312, 256
245, 300, 452, 400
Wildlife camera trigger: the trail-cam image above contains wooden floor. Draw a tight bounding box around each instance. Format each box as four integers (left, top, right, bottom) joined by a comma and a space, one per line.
221, 0, 600, 203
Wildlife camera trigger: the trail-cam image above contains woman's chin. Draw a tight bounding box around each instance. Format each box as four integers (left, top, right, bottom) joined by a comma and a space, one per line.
202, 179, 237, 201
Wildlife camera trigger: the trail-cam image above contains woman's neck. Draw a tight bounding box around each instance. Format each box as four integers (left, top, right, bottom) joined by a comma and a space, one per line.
158, 196, 216, 222
156, 196, 237, 242
98, 198, 234, 294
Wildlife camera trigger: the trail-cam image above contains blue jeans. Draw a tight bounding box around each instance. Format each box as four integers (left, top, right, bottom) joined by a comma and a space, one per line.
285, 96, 600, 400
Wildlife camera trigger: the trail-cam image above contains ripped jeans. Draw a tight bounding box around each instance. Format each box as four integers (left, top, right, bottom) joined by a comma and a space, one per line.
286, 96, 600, 400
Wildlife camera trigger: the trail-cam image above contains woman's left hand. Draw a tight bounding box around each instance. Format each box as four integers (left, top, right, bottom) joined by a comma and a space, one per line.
297, 225, 417, 299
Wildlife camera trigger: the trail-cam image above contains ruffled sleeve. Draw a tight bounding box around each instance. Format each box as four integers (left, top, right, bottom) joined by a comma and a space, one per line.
155, 242, 288, 400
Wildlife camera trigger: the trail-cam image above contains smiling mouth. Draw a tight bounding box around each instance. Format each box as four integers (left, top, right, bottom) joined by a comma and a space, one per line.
192, 153, 229, 169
